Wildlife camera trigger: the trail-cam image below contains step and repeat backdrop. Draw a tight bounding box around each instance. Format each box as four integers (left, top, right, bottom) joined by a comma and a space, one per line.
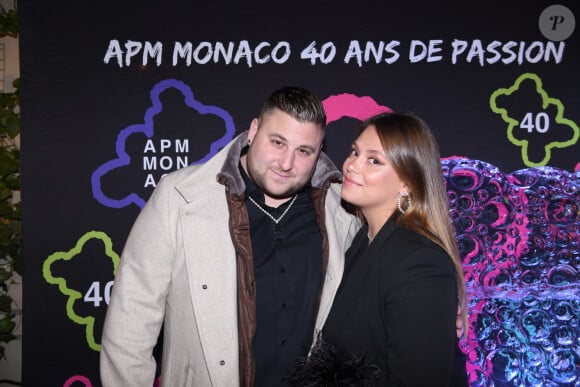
19, 1, 579, 386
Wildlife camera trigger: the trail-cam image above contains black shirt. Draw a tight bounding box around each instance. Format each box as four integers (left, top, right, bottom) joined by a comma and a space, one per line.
240, 165, 323, 386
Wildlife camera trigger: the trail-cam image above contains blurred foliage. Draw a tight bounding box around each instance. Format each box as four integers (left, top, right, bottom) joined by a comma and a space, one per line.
0, 2, 21, 363
0, 8, 16, 38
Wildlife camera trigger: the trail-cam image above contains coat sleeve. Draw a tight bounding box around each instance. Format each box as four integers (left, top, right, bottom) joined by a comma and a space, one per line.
100, 175, 179, 387
382, 245, 458, 385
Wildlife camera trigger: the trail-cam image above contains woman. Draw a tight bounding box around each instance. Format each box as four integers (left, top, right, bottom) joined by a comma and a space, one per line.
291, 112, 468, 386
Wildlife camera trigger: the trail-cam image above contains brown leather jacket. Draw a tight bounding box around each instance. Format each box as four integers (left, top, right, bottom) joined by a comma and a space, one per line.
216, 131, 349, 386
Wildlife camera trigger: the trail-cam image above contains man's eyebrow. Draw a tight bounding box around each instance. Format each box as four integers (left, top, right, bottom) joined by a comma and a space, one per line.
298, 144, 317, 153
269, 133, 287, 142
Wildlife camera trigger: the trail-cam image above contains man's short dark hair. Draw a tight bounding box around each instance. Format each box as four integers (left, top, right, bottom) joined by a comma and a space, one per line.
260, 86, 327, 128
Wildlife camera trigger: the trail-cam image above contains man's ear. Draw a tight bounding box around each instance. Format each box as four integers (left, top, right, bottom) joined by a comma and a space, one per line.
248, 118, 259, 142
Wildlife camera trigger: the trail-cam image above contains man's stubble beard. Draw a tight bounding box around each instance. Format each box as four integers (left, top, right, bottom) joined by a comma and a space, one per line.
247, 166, 302, 200
246, 155, 312, 201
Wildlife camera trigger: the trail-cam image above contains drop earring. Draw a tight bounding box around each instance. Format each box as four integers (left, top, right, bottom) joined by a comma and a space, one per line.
397, 192, 412, 214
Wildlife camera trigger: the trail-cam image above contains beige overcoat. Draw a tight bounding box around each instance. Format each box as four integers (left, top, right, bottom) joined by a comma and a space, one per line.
100, 132, 359, 386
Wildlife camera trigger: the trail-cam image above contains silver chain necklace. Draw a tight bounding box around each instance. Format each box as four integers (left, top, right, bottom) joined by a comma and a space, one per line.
248, 194, 298, 224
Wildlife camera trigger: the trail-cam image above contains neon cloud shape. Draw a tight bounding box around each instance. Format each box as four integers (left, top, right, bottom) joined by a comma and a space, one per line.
42, 231, 120, 352
91, 79, 236, 209
490, 73, 579, 167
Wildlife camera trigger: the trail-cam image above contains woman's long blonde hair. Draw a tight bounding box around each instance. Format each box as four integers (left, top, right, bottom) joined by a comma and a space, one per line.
356, 112, 468, 335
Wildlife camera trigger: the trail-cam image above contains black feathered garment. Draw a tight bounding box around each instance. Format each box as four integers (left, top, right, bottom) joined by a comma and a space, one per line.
292, 217, 468, 386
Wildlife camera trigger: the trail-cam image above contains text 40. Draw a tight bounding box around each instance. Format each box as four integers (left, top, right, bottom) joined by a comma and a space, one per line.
84, 281, 114, 307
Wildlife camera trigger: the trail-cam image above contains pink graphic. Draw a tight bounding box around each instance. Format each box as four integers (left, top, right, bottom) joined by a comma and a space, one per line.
62, 374, 161, 386
322, 93, 392, 124
63, 375, 92, 387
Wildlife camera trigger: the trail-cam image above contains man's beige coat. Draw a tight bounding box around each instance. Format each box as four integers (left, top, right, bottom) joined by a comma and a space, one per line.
100, 133, 359, 386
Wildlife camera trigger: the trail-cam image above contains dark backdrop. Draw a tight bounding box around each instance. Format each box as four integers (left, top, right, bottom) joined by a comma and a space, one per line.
18, 1, 579, 385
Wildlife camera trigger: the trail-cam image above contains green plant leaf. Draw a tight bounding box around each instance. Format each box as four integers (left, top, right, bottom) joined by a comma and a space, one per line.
0, 295, 12, 313
0, 318, 16, 336
3, 114, 19, 138
0, 332, 17, 345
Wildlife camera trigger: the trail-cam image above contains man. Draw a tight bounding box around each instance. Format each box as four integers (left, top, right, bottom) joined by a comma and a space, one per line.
100, 86, 360, 386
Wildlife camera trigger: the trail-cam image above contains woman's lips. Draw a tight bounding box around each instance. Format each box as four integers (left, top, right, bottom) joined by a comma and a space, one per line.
343, 176, 361, 187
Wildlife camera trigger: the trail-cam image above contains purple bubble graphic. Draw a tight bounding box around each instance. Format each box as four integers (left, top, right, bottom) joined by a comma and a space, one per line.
444, 158, 580, 385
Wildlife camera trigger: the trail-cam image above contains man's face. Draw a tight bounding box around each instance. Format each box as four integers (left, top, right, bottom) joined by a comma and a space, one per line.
244, 108, 324, 206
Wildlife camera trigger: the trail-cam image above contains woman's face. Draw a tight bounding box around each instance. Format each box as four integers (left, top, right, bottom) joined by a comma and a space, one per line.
341, 125, 407, 217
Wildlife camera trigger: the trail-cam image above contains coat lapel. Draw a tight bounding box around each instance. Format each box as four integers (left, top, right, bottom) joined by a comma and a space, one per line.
175, 145, 240, 382
326, 219, 398, 332
314, 183, 360, 333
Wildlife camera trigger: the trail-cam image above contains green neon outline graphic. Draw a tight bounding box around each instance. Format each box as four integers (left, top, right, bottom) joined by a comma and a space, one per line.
490, 72, 579, 167
42, 230, 120, 352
